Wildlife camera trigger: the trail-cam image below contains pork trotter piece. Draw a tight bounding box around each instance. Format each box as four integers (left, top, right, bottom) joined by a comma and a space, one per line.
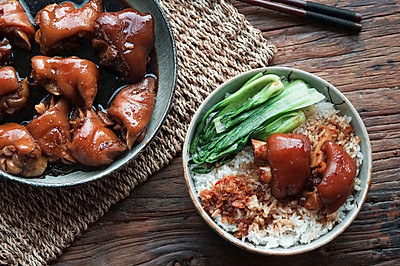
266, 133, 312, 199
0, 38, 12, 65
27, 97, 75, 164
0, 123, 47, 177
317, 140, 357, 213
108, 77, 156, 149
0, 0, 35, 50
299, 190, 324, 211
93, 8, 155, 83
31, 56, 99, 108
251, 139, 268, 162
70, 109, 127, 167
35, 0, 103, 55
0, 66, 29, 120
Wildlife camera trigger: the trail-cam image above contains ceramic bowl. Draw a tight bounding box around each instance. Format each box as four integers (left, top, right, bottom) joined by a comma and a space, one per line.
182, 67, 372, 255
0, 0, 177, 187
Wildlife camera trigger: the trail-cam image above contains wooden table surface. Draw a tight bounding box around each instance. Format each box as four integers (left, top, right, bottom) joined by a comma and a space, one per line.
55, 0, 400, 265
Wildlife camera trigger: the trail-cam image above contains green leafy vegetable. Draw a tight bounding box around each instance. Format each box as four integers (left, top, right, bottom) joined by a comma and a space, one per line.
189, 73, 280, 153
216, 79, 284, 132
251, 110, 306, 141
189, 73, 325, 173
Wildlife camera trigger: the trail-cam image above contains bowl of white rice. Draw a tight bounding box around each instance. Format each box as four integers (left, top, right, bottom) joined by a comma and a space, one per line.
183, 67, 372, 255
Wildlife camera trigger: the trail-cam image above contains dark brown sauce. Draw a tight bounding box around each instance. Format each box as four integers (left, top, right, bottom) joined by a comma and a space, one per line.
2, 0, 159, 177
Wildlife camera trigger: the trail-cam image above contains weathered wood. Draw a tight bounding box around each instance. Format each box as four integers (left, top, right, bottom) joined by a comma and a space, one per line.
54, 0, 400, 265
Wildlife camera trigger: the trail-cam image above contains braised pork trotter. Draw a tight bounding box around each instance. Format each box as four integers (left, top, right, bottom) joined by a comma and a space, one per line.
35, 0, 103, 55
70, 109, 127, 167
0, 123, 47, 177
31, 56, 99, 108
108, 77, 156, 149
0, 0, 35, 50
93, 8, 155, 83
27, 97, 75, 164
0, 66, 29, 120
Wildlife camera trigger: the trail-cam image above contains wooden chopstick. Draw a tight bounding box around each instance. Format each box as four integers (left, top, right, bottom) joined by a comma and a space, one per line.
274, 0, 362, 22
239, 0, 362, 33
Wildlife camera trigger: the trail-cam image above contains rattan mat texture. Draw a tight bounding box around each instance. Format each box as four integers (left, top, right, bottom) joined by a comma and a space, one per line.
0, 0, 275, 264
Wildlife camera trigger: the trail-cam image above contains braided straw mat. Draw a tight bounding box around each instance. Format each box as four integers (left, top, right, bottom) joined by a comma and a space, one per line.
0, 0, 275, 264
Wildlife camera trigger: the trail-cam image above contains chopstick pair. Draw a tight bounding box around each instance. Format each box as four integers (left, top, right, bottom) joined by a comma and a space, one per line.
239, 0, 363, 33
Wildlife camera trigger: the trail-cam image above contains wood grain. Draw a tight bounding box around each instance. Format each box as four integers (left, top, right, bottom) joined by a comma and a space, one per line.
54, 0, 400, 265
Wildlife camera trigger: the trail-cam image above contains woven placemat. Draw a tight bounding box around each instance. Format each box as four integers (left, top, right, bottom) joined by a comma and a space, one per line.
0, 0, 275, 264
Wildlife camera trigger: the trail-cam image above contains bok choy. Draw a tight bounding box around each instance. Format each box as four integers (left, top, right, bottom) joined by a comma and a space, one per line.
189, 72, 325, 173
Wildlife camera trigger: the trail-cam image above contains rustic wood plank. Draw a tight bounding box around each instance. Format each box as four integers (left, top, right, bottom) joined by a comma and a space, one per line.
55, 156, 400, 265
54, 0, 400, 265
238, 0, 400, 91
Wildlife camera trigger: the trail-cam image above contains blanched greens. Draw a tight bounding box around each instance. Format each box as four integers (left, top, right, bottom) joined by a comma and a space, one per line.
189, 72, 325, 173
